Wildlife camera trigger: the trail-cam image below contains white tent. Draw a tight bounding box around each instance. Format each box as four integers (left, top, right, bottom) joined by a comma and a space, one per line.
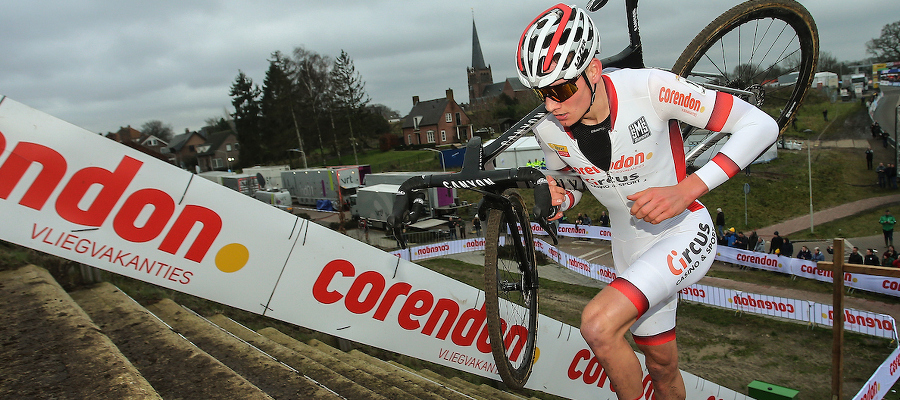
485, 136, 545, 169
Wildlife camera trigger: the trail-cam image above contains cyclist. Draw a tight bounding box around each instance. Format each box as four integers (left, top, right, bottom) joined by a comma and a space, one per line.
516, 4, 778, 399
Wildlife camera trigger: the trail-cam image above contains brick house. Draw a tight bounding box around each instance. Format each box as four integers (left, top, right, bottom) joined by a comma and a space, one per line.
196, 131, 240, 172
401, 89, 472, 146
168, 130, 207, 170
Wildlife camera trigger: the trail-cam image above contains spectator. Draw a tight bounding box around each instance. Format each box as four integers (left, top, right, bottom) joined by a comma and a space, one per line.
883, 250, 897, 268
754, 237, 767, 253
812, 247, 825, 262
780, 237, 794, 258
885, 245, 897, 260
864, 249, 880, 266
822, 109, 828, 121
889, 164, 898, 189
724, 228, 737, 247
472, 216, 482, 237
883, 130, 891, 148
826, 244, 834, 255
733, 231, 748, 250
877, 163, 887, 188
872, 122, 883, 138
797, 245, 812, 260
715, 208, 725, 240
866, 147, 874, 170
598, 210, 610, 227
447, 217, 457, 240
769, 231, 784, 254
847, 246, 864, 264
893, 257, 900, 268
880, 210, 896, 247
748, 230, 759, 251
583, 213, 592, 226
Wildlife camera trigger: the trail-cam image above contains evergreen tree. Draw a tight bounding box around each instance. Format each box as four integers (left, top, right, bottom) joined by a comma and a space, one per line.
260, 52, 298, 162
229, 70, 262, 167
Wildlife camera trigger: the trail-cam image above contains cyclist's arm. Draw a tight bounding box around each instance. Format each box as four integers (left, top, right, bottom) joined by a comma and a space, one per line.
534, 121, 583, 218
648, 69, 779, 191
630, 70, 778, 224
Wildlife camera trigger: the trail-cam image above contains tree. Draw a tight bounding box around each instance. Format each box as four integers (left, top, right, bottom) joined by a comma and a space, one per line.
866, 20, 900, 62
331, 49, 370, 165
229, 70, 263, 167
140, 120, 174, 142
291, 46, 333, 166
260, 52, 299, 162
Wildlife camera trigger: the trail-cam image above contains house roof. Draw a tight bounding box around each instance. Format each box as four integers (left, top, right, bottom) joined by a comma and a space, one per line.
196, 131, 236, 157
402, 98, 450, 129
168, 131, 202, 152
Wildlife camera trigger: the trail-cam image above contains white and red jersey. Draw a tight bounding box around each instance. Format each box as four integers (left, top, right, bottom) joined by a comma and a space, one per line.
535, 68, 778, 240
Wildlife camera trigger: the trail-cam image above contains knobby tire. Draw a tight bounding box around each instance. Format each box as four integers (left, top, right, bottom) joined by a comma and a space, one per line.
672, 0, 818, 163
483, 189, 538, 389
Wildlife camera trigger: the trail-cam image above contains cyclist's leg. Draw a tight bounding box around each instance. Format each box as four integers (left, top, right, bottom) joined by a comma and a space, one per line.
632, 295, 684, 400
636, 337, 684, 400
580, 284, 643, 400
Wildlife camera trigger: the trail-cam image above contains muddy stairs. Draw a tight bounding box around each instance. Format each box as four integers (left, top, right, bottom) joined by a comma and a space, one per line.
0, 264, 539, 400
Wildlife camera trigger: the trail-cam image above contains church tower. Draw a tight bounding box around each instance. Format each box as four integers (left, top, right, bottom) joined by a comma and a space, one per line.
467, 17, 493, 104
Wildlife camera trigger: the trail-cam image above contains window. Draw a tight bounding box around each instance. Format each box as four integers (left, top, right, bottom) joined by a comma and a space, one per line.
234, 143, 240, 150
455, 112, 461, 125
427, 130, 435, 143
445, 113, 452, 123
212, 158, 224, 169
441, 130, 446, 142
407, 134, 412, 144
225, 144, 232, 152
147, 138, 158, 146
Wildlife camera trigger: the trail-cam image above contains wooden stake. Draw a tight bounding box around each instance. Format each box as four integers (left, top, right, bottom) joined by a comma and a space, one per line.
831, 238, 844, 400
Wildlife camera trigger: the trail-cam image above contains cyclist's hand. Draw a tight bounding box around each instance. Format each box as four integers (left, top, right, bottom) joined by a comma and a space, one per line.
627, 174, 709, 224
546, 175, 567, 221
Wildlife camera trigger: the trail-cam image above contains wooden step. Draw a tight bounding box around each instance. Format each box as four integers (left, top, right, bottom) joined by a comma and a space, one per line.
70, 282, 272, 400
207, 314, 391, 400
147, 299, 341, 399
0, 265, 160, 400
260, 327, 446, 400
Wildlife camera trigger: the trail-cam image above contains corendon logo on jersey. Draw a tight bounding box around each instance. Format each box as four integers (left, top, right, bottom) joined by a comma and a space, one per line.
659, 87, 704, 113
548, 143, 570, 158
610, 152, 651, 172
0, 130, 250, 274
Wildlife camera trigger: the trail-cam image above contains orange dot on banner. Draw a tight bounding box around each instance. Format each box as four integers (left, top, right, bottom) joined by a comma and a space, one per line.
215, 243, 249, 273
533, 347, 541, 363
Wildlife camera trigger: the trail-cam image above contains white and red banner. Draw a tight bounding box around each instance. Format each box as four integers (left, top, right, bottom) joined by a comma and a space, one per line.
0, 95, 752, 400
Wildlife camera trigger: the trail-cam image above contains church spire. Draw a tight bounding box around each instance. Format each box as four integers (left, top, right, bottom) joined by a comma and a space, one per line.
471, 16, 487, 70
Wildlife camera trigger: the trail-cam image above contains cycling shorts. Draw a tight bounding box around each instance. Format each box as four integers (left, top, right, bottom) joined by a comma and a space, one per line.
608, 208, 716, 342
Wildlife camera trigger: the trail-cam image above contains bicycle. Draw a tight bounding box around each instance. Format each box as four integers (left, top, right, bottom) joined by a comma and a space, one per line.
389, 0, 818, 389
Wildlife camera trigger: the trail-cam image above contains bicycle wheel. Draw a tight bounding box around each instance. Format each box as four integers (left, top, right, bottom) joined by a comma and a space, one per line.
672, 0, 818, 165
483, 189, 538, 389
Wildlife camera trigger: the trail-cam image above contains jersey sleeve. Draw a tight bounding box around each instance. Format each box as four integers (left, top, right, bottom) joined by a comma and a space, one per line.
647, 70, 779, 191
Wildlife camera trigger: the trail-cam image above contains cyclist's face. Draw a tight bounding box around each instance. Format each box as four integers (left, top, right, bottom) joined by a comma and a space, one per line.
544, 74, 590, 127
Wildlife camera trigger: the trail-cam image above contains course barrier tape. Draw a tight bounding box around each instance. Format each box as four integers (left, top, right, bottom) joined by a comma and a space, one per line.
532, 222, 900, 300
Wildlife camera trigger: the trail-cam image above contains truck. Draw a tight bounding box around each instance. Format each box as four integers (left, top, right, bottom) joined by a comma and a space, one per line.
850, 73, 866, 97
363, 172, 457, 215
281, 166, 363, 210
252, 188, 294, 213
349, 184, 401, 229
242, 165, 290, 189
198, 171, 260, 195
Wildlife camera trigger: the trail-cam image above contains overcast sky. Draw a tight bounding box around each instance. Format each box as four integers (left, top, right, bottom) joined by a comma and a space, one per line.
2, 0, 898, 135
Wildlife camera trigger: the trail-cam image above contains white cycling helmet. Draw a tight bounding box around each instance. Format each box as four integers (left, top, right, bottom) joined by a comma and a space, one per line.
516, 4, 601, 88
